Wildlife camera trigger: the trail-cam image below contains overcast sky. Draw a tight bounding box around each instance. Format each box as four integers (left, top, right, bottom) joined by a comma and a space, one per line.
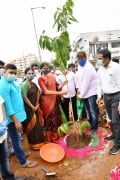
0, 0, 120, 62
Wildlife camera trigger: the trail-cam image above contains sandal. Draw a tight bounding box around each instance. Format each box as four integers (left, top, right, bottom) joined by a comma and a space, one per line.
21, 160, 38, 168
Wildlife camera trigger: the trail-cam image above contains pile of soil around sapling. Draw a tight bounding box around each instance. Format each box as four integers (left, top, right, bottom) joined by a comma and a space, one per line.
66, 132, 92, 149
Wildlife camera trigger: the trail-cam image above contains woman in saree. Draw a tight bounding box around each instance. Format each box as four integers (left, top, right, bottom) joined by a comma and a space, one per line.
21, 67, 45, 150
38, 62, 67, 143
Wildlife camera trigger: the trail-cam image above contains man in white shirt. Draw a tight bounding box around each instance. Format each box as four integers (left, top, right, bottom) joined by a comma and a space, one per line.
60, 65, 78, 121
55, 67, 63, 85
97, 49, 120, 155
31, 63, 41, 90
76, 51, 99, 133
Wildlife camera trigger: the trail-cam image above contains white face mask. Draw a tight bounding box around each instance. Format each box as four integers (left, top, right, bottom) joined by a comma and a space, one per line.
34, 69, 39, 75
97, 59, 103, 67
6, 74, 17, 82
0, 68, 4, 76
55, 70, 60, 75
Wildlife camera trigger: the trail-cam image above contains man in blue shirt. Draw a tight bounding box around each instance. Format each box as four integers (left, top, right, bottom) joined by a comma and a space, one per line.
0, 64, 38, 168
0, 96, 27, 180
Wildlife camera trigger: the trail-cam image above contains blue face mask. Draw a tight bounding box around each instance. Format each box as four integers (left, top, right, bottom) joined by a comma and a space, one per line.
6, 74, 17, 82
42, 69, 49, 75
97, 59, 103, 67
78, 59, 86, 67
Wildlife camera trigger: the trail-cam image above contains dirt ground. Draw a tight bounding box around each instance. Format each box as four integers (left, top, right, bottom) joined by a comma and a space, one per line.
9, 121, 120, 180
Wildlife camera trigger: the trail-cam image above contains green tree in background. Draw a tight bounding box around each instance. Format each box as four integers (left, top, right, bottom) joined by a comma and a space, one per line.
39, 0, 78, 71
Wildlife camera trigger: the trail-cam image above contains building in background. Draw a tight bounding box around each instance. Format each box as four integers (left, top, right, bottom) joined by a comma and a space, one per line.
9, 53, 38, 76
70, 29, 120, 67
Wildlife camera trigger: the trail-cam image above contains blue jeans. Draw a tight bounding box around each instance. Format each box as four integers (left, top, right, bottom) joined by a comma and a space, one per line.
84, 95, 99, 130
0, 139, 15, 180
8, 123, 26, 165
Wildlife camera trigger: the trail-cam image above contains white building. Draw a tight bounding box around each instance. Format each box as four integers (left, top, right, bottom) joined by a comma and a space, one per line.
10, 53, 39, 72
71, 30, 120, 66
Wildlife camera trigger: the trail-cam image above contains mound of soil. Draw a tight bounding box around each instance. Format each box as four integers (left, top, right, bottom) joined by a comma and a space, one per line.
66, 132, 92, 149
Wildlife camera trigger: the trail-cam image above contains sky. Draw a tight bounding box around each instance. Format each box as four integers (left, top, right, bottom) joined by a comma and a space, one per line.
0, 0, 120, 63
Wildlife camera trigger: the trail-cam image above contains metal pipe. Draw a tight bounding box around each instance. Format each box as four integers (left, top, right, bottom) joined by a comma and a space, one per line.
31, 6, 46, 63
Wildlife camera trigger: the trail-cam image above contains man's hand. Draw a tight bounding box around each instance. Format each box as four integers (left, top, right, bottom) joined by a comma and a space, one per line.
118, 104, 120, 114
77, 93, 82, 100
14, 121, 23, 132
96, 98, 101, 105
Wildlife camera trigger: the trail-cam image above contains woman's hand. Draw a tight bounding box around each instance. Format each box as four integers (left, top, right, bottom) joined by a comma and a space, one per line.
60, 91, 68, 95
32, 104, 39, 112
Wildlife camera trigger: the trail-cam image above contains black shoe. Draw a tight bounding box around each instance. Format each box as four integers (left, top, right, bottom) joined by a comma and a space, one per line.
104, 135, 115, 141
109, 145, 120, 155
15, 176, 26, 180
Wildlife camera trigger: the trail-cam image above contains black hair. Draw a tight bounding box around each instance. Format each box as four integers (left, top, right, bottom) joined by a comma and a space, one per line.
0, 60, 5, 66
40, 62, 49, 69
24, 67, 33, 75
5, 64, 17, 70
31, 63, 39, 69
68, 63, 75, 68
112, 58, 119, 63
77, 51, 86, 58
98, 49, 111, 60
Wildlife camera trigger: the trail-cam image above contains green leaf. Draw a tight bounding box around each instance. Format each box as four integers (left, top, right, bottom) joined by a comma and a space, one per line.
60, 31, 70, 43
69, 15, 78, 23
39, 0, 78, 71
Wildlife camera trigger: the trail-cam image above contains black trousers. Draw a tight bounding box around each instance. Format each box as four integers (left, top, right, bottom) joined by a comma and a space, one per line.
61, 95, 78, 121
104, 92, 120, 146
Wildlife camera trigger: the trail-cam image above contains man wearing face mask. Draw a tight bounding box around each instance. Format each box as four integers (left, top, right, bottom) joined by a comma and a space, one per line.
31, 63, 41, 90
0, 64, 38, 168
0, 60, 5, 79
55, 67, 63, 85
0, 61, 16, 157
76, 51, 99, 134
96, 49, 120, 155
59, 64, 78, 121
